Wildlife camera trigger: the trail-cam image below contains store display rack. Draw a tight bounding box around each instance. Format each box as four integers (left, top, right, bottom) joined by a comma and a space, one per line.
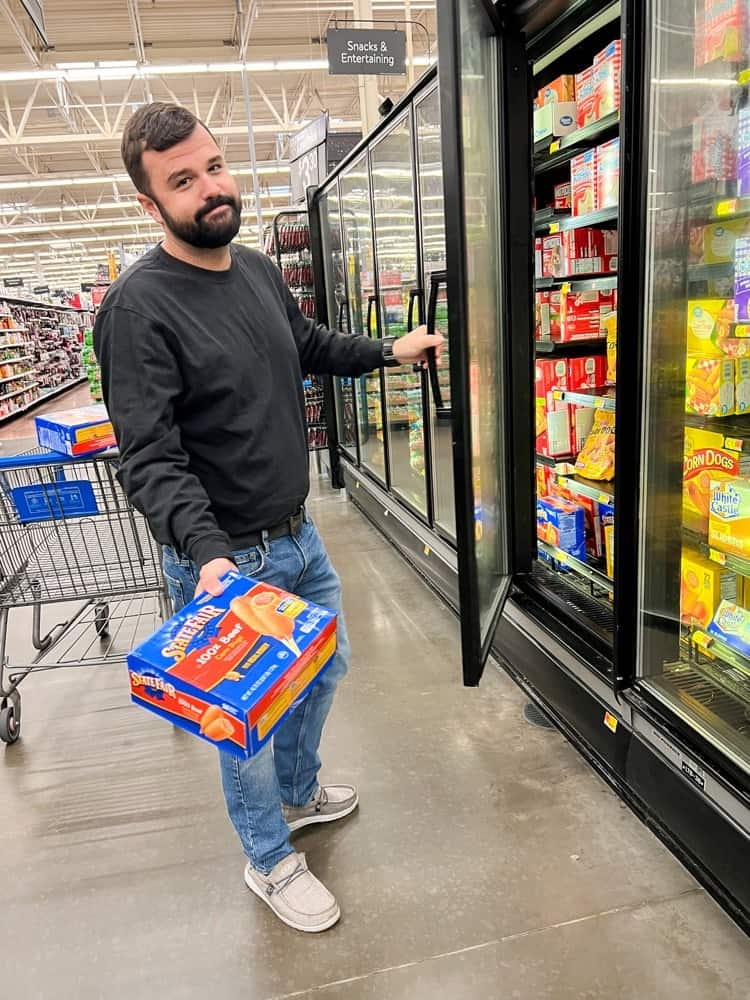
264, 209, 327, 453
534, 111, 620, 173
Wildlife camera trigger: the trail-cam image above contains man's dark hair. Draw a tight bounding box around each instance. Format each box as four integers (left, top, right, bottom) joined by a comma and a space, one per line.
121, 102, 214, 195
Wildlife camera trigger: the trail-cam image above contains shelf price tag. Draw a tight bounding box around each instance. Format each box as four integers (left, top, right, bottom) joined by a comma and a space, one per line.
549, 222, 560, 234
715, 198, 738, 218
561, 282, 571, 294
603, 711, 618, 733
597, 492, 612, 504
549, 140, 561, 154
725, 437, 744, 452
708, 547, 726, 566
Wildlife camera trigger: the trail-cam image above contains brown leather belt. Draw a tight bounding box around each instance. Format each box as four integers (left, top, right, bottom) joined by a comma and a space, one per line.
230, 506, 305, 550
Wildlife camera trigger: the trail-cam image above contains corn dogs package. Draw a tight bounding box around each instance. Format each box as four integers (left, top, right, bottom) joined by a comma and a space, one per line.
127, 573, 336, 759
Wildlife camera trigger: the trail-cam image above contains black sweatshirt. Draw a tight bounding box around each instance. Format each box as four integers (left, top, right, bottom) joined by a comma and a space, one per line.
94, 243, 383, 567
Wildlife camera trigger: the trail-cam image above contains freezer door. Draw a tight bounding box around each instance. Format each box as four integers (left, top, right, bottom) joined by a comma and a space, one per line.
635, 0, 750, 779
340, 154, 388, 485
438, 0, 532, 685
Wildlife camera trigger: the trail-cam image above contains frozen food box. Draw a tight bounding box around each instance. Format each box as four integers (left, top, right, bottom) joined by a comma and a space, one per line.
597, 137, 620, 210
535, 358, 572, 458
686, 299, 736, 357
682, 427, 750, 533
554, 181, 572, 211
697, 0, 748, 66
35, 404, 116, 457
575, 409, 616, 482
691, 220, 750, 266
735, 237, 750, 322
533, 101, 578, 143
707, 600, 750, 657
739, 106, 750, 199
593, 40, 622, 121
537, 495, 586, 568
736, 358, 750, 415
604, 520, 615, 579
570, 149, 597, 216
539, 75, 576, 105
127, 573, 337, 760
559, 290, 614, 340
692, 113, 737, 184
604, 311, 617, 383
709, 477, 750, 559
681, 548, 737, 629
535, 290, 562, 341
685, 356, 734, 417
575, 65, 597, 129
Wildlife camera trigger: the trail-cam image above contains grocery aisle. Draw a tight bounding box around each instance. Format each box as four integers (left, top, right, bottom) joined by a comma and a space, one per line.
1, 473, 748, 999
0, 381, 92, 445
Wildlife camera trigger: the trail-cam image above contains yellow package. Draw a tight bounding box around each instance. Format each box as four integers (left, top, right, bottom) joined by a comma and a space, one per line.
680, 547, 737, 628
682, 427, 750, 534
685, 356, 734, 416
700, 221, 750, 265
575, 409, 615, 481
686, 299, 750, 359
604, 312, 617, 384
708, 477, 750, 559
604, 521, 614, 579
736, 358, 750, 415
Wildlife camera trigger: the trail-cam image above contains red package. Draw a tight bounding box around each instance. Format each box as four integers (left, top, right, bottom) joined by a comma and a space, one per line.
593, 41, 621, 121
692, 114, 737, 184
554, 181, 572, 211
535, 359, 573, 458
575, 66, 597, 129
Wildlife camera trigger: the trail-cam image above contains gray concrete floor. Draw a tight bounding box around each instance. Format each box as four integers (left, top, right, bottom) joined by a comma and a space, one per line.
1, 451, 749, 997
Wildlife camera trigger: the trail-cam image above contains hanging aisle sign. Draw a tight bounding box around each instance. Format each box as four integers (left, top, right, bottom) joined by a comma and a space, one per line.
327, 29, 406, 76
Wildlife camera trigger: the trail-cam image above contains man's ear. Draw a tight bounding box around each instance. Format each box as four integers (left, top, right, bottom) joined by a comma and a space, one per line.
137, 192, 163, 227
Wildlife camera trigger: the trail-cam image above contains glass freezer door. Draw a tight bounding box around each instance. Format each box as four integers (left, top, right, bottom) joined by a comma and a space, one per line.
416, 85, 456, 542
371, 113, 429, 517
319, 183, 359, 462
637, 1, 750, 776
438, 0, 523, 685
340, 154, 387, 485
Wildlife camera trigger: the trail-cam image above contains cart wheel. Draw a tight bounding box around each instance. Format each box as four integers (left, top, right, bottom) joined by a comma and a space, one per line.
0, 693, 20, 745
94, 603, 110, 639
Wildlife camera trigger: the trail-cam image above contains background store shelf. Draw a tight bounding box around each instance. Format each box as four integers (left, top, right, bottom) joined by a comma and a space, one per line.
535, 274, 618, 291
535, 337, 607, 355
538, 539, 612, 590
553, 387, 616, 410
534, 111, 620, 174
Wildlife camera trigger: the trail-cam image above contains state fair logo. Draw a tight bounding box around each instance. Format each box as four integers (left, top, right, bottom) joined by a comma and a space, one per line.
710, 484, 741, 521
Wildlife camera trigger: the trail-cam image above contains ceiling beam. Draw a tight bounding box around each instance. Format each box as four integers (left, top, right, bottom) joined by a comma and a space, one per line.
0, 0, 39, 68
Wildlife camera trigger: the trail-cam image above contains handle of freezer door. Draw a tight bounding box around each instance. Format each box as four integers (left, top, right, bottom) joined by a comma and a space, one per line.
367, 294, 379, 338
427, 271, 451, 421
337, 298, 348, 333
408, 287, 425, 374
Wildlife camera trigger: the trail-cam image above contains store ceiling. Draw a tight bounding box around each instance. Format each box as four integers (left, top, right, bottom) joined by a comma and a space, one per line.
0, 0, 436, 288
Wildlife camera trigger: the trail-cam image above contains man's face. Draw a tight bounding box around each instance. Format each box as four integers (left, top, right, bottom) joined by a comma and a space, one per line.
138, 125, 242, 249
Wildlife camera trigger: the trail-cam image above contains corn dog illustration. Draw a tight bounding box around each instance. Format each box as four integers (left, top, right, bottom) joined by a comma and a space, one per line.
230, 590, 301, 656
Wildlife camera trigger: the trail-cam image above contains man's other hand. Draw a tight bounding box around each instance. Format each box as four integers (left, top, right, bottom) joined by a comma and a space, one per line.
196, 558, 237, 597
392, 325, 445, 368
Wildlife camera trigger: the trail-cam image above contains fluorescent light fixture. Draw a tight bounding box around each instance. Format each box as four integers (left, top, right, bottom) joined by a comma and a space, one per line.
0, 164, 290, 192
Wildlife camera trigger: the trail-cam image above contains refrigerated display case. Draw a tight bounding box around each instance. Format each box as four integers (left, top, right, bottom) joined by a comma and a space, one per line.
310, 0, 750, 930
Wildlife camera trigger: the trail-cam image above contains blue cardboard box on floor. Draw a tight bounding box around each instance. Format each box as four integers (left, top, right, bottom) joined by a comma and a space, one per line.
127, 572, 337, 759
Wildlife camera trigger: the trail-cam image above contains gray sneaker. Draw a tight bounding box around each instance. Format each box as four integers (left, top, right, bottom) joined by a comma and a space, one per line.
244, 852, 340, 932
282, 784, 359, 833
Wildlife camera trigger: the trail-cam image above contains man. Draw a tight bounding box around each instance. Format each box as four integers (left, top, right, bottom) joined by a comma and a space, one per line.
94, 103, 443, 933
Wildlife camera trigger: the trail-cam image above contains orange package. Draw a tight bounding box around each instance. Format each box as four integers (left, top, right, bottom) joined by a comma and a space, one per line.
575, 408, 615, 481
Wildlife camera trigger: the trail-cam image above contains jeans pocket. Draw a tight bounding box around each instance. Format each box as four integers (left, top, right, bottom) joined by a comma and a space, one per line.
233, 545, 266, 578
163, 569, 193, 613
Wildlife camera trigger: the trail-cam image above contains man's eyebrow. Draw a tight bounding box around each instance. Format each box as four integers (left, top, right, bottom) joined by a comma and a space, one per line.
167, 167, 192, 185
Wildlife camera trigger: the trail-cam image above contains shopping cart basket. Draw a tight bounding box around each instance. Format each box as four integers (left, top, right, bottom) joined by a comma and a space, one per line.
0, 446, 170, 744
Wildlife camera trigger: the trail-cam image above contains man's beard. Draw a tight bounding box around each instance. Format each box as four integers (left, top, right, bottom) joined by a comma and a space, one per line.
157, 194, 242, 249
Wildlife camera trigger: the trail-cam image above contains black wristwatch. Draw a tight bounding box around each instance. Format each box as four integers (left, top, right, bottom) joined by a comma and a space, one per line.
381, 336, 400, 368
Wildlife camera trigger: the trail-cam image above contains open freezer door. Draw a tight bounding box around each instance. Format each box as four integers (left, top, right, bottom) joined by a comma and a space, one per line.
437, 0, 535, 686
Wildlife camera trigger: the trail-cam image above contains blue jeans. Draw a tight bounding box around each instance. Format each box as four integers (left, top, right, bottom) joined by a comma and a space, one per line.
161, 516, 350, 874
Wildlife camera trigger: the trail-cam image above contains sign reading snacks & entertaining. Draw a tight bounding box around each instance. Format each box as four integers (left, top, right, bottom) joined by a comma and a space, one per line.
327, 29, 406, 76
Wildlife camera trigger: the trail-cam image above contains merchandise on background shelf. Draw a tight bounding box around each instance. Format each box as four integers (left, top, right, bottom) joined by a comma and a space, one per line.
535, 358, 572, 458
536, 461, 554, 499
575, 66, 596, 129
692, 113, 737, 184
537, 495, 586, 570
685, 298, 747, 357
533, 101, 577, 143
682, 426, 750, 533
541, 228, 616, 277
535, 237, 543, 278
575, 408, 615, 481
597, 138, 621, 210
35, 404, 115, 457
736, 357, 750, 414
535, 290, 561, 340
604, 312, 617, 383
568, 355, 607, 452
571, 149, 597, 216
738, 107, 750, 199
128, 572, 336, 760
685, 356, 734, 416
558, 289, 615, 340
604, 519, 615, 579
690, 220, 750, 265
709, 477, 750, 558
593, 40, 621, 120
695, 0, 748, 66
550, 479, 602, 560
554, 181, 572, 211
707, 601, 750, 657
538, 75, 576, 105
735, 237, 750, 322
680, 548, 737, 629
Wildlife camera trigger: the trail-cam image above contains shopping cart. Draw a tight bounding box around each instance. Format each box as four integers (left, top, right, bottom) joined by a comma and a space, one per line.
0, 447, 170, 744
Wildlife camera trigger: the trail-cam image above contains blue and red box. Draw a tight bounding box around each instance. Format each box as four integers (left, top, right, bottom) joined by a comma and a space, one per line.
35, 404, 116, 457
127, 572, 337, 759
537, 495, 586, 570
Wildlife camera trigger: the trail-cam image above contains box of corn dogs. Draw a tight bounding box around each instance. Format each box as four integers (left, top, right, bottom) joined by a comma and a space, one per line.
127, 572, 336, 758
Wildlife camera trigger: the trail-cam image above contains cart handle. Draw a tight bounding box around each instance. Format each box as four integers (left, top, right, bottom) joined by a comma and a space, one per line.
0, 447, 118, 470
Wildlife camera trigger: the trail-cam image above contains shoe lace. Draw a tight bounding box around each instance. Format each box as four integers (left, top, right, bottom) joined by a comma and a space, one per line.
270, 858, 307, 896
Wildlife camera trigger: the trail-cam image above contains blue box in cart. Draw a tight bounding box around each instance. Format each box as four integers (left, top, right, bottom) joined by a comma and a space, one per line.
127, 572, 337, 759
35, 404, 116, 458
